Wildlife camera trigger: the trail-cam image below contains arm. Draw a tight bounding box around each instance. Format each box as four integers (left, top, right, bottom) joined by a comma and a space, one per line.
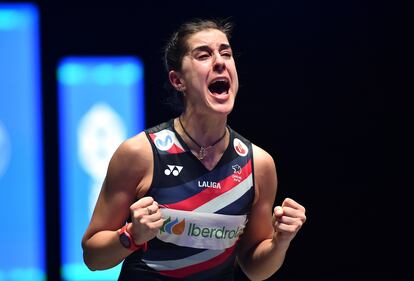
81, 132, 163, 270
237, 145, 307, 281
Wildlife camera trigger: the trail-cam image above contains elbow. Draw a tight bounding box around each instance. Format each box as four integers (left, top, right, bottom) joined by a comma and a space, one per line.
82, 251, 98, 271
239, 260, 282, 281
81, 240, 100, 271
81, 237, 122, 271
243, 270, 280, 281
243, 270, 273, 281
83, 253, 114, 271
82, 244, 121, 271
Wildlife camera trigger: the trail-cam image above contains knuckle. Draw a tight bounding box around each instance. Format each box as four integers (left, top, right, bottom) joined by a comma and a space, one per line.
149, 224, 160, 231
132, 213, 140, 220
289, 226, 297, 233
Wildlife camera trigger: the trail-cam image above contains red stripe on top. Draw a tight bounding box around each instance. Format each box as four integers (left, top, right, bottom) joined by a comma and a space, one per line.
167, 144, 184, 154
164, 159, 252, 211
149, 133, 157, 142
158, 244, 236, 278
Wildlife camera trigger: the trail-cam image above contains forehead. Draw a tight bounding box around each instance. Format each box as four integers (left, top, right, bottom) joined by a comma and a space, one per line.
186, 29, 229, 50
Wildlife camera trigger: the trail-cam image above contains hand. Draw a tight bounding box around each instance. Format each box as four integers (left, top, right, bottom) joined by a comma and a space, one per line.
272, 198, 306, 244
128, 196, 164, 245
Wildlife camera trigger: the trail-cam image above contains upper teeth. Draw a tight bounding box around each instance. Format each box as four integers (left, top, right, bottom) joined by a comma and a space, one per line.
213, 78, 228, 83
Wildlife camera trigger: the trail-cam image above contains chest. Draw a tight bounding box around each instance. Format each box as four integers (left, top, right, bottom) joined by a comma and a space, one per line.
146, 125, 255, 215
149, 150, 254, 216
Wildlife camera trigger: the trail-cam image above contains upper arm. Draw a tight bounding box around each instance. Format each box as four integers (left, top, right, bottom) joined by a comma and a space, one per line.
81, 132, 153, 244
237, 144, 277, 262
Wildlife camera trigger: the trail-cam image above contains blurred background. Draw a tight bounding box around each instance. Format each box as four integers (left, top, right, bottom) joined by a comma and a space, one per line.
0, 0, 409, 280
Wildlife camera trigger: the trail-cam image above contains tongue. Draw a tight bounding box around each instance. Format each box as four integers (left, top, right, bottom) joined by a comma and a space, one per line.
210, 89, 227, 95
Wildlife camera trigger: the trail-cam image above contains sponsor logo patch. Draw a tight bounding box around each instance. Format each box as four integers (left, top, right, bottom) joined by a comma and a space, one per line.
233, 138, 248, 157
157, 209, 247, 250
154, 130, 175, 151
160, 217, 186, 235
160, 217, 243, 239
198, 180, 221, 189
164, 165, 183, 176
232, 164, 242, 182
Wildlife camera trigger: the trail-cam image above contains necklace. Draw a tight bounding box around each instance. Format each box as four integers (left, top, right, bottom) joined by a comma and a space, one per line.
178, 116, 227, 160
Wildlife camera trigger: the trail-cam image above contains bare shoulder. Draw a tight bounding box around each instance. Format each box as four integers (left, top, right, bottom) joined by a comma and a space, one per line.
82, 131, 153, 240
112, 131, 151, 164
106, 131, 153, 193
250, 144, 277, 206
252, 144, 277, 177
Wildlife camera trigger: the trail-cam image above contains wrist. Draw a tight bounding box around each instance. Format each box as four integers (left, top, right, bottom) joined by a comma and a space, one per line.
118, 223, 148, 252
271, 232, 291, 249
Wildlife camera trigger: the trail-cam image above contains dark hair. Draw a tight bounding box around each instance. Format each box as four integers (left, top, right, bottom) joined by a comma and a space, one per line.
162, 18, 234, 113
164, 18, 234, 72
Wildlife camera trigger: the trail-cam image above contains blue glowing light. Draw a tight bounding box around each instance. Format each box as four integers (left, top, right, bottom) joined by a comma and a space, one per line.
58, 56, 145, 281
0, 3, 45, 281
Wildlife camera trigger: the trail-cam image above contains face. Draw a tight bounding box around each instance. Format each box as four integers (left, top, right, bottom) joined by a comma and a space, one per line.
170, 28, 239, 116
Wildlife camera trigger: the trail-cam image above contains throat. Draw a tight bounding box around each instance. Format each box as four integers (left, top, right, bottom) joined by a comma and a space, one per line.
178, 116, 228, 161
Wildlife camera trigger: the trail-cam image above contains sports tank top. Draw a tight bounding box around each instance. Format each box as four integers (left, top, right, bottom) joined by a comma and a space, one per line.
118, 119, 255, 281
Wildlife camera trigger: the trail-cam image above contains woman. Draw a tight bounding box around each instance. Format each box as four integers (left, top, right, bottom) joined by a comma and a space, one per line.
82, 18, 306, 281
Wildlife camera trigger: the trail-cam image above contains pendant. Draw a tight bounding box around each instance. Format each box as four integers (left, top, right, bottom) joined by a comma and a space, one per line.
198, 147, 207, 160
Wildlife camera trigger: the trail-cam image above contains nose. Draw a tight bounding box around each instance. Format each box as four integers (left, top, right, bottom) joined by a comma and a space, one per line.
213, 53, 226, 73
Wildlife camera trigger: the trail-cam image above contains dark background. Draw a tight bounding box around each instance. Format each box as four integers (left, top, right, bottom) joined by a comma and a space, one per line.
12, 0, 411, 280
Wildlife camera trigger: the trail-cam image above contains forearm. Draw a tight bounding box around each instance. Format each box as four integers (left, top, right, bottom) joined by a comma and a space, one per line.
82, 230, 131, 271
239, 237, 291, 281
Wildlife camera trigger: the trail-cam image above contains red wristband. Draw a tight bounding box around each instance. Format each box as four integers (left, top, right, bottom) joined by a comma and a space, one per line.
118, 223, 148, 252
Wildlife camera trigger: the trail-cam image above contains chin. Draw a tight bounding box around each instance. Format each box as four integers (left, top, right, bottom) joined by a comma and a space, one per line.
205, 90, 236, 115
210, 102, 234, 116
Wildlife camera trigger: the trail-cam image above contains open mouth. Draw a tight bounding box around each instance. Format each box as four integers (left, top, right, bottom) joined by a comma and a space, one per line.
208, 79, 230, 95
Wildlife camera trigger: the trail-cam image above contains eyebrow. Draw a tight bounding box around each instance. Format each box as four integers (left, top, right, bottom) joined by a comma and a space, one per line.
190, 43, 232, 54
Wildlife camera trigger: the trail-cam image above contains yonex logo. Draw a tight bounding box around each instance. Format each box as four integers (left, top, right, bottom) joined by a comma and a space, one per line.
160, 217, 186, 235
164, 165, 183, 176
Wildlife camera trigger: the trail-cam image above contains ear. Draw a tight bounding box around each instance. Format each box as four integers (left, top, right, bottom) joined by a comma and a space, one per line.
168, 70, 185, 92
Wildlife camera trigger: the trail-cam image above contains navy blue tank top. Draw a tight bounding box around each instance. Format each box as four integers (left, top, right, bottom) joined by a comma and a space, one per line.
118, 119, 255, 281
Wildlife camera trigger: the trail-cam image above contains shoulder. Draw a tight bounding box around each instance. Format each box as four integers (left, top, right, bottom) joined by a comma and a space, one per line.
228, 128, 276, 177
251, 144, 277, 205
107, 131, 152, 183
252, 144, 276, 175
113, 131, 151, 162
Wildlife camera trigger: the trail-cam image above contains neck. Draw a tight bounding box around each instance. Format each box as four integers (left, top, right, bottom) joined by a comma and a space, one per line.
176, 113, 228, 160
178, 112, 228, 147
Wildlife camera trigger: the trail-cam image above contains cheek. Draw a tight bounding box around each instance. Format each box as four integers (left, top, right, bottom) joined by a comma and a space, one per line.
188, 65, 209, 85
228, 63, 239, 87
232, 72, 239, 92
234, 80, 239, 94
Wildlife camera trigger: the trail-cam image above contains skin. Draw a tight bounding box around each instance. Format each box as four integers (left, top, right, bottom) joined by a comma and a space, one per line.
81, 28, 306, 280
168, 29, 239, 170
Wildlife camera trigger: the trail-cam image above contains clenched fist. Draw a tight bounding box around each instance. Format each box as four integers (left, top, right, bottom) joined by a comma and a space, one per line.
128, 196, 164, 245
272, 198, 306, 243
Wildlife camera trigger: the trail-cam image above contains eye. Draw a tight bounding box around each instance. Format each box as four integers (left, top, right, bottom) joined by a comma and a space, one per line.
196, 53, 211, 60
220, 51, 232, 59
